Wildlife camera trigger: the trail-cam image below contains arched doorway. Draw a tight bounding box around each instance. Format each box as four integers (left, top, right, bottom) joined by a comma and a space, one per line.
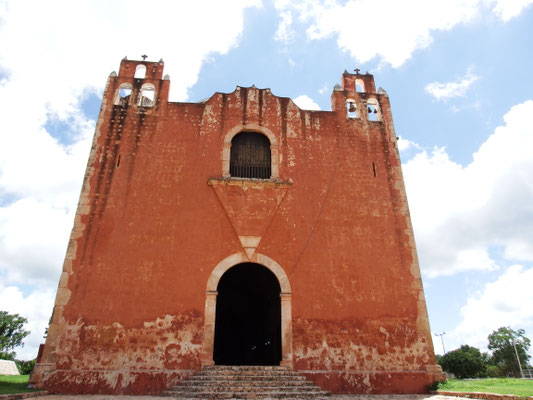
213, 263, 281, 365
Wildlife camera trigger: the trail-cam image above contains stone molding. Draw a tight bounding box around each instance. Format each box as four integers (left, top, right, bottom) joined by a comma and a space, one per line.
221, 124, 279, 179
202, 252, 292, 367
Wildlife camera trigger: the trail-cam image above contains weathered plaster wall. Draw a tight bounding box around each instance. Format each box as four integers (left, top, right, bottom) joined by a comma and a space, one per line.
31, 59, 442, 394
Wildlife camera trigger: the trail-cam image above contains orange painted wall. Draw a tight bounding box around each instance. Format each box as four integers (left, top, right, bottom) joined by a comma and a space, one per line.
31, 60, 443, 394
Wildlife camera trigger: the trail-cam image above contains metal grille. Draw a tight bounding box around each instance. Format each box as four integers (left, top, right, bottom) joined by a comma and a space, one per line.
230, 132, 271, 179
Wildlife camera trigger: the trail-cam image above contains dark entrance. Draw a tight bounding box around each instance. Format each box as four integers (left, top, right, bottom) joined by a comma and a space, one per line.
213, 263, 281, 365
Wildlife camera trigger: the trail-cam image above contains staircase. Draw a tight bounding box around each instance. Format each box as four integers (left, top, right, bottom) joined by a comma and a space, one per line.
163, 365, 330, 399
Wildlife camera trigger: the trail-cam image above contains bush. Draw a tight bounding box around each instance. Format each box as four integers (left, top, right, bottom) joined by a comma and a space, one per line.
15, 359, 36, 375
436, 354, 443, 366
426, 379, 446, 391
440, 345, 487, 379
0, 351, 15, 360
486, 365, 503, 377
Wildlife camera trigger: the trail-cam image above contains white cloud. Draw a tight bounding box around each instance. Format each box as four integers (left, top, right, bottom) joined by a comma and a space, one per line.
0, 285, 55, 360
293, 94, 321, 110
0, 198, 72, 286
318, 84, 328, 95
402, 100, 533, 277
397, 136, 422, 152
275, 0, 481, 67
425, 69, 479, 101
275, 10, 296, 43
491, 0, 533, 21
449, 265, 533, 352
274, 0, 531, 68
0, 0, 261, 359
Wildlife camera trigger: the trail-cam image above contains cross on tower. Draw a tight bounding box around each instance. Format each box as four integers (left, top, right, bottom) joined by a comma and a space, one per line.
354, 68, 361, 74
141, 54, 148, 61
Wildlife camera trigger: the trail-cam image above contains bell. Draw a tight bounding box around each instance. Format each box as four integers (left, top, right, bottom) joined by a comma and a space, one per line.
368, 107, 372, 113
348, 103, 356, 113
374, 109, 378, 114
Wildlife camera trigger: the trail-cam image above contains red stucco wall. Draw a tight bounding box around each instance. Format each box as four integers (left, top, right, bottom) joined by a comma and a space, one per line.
30, 59, 443, 394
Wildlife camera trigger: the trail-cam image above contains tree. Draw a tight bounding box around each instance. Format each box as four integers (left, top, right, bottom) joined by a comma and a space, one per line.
16, 358, 36, 375
439, 345, 487, 378
0, 311, 30, 359
488, 327, 531, 377
435, 354, 443, 366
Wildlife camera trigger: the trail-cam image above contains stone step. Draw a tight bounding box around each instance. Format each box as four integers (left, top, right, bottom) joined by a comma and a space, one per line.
169, 385, 319, 393
188, 374, 308, 380
197, 370, 302, 376
177, 381, 314, 388
191, 374, 309, 381
162, 365, 329, 399
203, 365, 290, 370
174, 382, 316, 387
163, 390, 328, 399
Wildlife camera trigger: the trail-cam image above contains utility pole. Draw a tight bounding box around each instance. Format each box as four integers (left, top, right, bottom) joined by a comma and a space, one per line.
510, 329, 525, 378
435, 332, 446, 354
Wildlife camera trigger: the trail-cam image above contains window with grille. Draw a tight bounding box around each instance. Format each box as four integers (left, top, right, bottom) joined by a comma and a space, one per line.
230, 132, 271, 179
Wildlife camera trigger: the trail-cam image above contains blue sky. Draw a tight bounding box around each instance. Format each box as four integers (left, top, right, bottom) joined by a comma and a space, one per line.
1, 0, 532, 362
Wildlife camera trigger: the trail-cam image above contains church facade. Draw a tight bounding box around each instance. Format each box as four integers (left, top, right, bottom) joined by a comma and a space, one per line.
30, 58, 443, 394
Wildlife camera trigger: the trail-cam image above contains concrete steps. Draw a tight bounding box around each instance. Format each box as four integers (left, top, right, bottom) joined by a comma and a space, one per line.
163, 365, 330, 399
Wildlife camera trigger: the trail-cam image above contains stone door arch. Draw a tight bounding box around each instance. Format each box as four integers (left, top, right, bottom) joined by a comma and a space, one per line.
202, 252, 292, 367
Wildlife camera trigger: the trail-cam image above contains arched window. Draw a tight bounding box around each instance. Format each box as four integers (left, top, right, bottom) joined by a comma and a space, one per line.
139, 84, 155, 107
230, 132, 271, 179
134, 64, 146, 79
346, 99, 357, 118
355, 78, 365, 93
114, 83, 132, 106
366, 98, 381, 122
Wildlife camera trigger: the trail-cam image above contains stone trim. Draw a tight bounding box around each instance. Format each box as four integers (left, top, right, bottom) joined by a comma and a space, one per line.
202, 252, 292, 367
221, 124, 279, 179
207, 177, 291, 189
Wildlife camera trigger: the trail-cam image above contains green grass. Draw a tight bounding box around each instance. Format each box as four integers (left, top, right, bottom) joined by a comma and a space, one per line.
0, 374, 41, 395
439, 378, 533, 397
